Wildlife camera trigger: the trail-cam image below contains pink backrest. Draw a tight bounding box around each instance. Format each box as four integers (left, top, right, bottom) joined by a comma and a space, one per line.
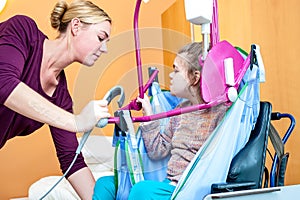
200, 40, 245, 103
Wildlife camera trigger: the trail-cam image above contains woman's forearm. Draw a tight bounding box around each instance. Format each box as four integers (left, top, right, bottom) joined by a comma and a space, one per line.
4, 82, 78, 132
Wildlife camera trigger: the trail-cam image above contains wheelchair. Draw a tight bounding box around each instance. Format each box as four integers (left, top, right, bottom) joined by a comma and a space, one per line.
209, 101, 296, 198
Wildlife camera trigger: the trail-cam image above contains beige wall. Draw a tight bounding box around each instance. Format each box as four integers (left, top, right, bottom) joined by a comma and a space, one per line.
0, 0, 175, 199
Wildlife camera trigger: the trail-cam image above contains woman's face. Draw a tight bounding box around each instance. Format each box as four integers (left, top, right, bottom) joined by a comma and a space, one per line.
169, 55, 190, 99
73, 20, 111, 66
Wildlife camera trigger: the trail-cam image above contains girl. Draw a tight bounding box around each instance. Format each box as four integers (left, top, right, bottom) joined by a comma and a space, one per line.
129, 42, 229, 199
93, 42, 228, 200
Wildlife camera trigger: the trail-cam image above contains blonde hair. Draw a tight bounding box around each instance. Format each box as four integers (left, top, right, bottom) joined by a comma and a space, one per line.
50, 0, 111, 33
177, 42, 203, 74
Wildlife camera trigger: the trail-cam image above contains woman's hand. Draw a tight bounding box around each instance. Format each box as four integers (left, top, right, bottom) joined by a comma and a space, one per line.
74, 100, 111, 132
137, 94, 153, 116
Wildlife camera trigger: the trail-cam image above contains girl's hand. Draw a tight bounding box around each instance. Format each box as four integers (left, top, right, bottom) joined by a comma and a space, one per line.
137, 94, 153, 116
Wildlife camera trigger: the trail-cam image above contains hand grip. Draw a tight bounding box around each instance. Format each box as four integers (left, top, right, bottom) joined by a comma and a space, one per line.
77, 86, 125, 154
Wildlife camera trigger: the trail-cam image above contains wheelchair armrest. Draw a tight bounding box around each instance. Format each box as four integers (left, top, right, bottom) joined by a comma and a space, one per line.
211, 181, 256, 193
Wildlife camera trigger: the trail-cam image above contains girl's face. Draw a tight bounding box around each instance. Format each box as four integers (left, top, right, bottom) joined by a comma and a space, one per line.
169, 55, 191, 99
73, 20, 111, 66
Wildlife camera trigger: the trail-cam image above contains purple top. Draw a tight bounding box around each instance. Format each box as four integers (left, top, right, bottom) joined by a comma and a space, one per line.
0, 15, 86, 177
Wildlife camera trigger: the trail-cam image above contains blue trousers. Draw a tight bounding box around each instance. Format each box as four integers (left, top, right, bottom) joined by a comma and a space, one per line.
93, 176, 175, 200
93, 176, 116, 200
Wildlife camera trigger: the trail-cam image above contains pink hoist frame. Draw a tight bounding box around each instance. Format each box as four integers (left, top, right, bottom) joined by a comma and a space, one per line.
108, 0, 250, 124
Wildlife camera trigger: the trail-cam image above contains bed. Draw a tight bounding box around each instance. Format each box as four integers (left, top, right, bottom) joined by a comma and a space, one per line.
28, 135, 115, 200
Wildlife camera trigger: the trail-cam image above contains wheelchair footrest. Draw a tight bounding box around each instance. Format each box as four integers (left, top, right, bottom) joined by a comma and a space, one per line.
211, 181, 256, 193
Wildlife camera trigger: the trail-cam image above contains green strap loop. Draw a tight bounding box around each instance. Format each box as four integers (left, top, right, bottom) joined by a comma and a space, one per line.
114, 140, 120, 191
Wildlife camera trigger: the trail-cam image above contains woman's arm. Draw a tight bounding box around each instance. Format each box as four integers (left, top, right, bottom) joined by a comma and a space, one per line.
4, 82, 110, 132
68, 167, 95, 200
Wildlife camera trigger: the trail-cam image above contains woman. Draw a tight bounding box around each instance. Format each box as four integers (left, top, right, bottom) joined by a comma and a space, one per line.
93, 42, 229, 199
0, 0, 111, 199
